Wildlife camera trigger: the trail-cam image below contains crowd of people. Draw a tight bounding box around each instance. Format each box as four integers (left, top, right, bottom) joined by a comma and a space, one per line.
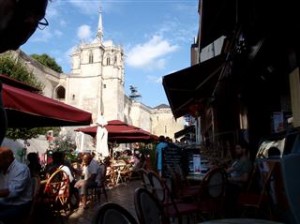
0, 141, 156, 223
0, 147, 104, 223
0, 134, 283, 223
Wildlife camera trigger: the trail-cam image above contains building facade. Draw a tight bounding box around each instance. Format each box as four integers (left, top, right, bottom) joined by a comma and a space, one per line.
7, 11, 184, 141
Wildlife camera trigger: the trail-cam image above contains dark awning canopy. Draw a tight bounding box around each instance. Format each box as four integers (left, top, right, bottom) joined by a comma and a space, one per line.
162, 54, 225, 119
174, 125, 195, 139
199, 0, 236, 49
200, 0, 299, 50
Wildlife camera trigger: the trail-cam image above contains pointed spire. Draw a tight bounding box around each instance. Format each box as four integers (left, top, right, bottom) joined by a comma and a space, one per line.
97, 6, 103, 42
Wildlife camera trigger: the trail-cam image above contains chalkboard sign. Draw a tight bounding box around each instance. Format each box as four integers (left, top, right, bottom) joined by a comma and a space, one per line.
162, 146, 182, 177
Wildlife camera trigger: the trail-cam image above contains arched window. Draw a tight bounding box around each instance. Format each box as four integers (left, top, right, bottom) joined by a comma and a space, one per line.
107, 57, 110, 65
56, 86, 66, 99
89, 51, 93, 63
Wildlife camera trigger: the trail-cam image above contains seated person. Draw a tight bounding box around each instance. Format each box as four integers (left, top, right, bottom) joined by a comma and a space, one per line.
74, 153, 101, 209
133, 152, 146, 171
0, 147, 33, 224
27, 152, 42, 177
226, 143, 252, 187
225, 143, 253, 216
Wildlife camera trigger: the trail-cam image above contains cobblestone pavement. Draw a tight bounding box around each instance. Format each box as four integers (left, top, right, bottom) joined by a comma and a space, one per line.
67, 179, 141, 224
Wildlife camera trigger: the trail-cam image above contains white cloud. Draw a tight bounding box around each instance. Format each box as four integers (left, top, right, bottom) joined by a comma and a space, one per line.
77, 25, 92, 40
30, 28, 53, 42
126, 35, 178, 70
157, 18, 197, 45
59, 19, 67, 27
59, 46, 77, 73
69, 1, 100, 15
45, 1, 60, 18
68, 0, 116, 14
147, 75, 162, 84
54, 30, 63, 37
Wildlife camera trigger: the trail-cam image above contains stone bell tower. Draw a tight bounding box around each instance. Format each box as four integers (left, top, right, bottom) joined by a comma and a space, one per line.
67, 8, 125, 122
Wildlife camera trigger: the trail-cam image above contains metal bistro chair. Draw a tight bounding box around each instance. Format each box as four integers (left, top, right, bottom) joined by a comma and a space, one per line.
134, 187, 169, 224
92, 202, 138, 224
196, 167, 228, 220
139, 168, 153, 192
148, 170, 200, 224
237, 161, 275, 219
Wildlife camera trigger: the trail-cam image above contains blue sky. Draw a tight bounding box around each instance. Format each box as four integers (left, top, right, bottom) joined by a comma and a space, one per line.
21, 0, 198, 108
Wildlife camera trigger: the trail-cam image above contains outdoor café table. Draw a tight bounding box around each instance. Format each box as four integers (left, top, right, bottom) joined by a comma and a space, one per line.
186, 173, 206, 182
110, 162, 128, 185
198, 218, 284, 224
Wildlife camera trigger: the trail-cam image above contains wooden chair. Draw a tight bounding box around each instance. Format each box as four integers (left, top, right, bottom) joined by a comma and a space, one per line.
41, 169, 71, 217
281, 154, 300, 224
118, 163, 132, 183
92, 202, 138, 224
134, 187, 169, 224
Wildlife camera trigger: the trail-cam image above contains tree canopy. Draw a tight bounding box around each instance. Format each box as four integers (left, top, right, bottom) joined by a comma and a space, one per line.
0, 54, 43, 89
31, 53, 63, 73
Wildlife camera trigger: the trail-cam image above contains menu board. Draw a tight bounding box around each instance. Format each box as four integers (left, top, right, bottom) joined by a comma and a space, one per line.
193, 154, 201, 174
162, 146, 182, 177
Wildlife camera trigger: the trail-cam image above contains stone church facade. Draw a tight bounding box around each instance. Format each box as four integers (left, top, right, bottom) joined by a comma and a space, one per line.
7, 12, 185, 141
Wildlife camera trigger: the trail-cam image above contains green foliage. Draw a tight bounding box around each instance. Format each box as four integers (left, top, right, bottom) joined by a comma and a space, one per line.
53, 135, 77, 162
31, 53, 63, 73
0, 54, 43, 89
53, 135, 76, 152
5, 127, 60, 140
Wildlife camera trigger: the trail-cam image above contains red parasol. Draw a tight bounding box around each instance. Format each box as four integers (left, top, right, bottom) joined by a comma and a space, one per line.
2, 84, 92, 127
75, 120, 158, 142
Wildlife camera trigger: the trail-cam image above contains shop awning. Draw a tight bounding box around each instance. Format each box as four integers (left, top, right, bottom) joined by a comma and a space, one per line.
199, 0, 236, 49
162, 54, 225, 119
2, 84, 93, 128
174, 125, 195, 139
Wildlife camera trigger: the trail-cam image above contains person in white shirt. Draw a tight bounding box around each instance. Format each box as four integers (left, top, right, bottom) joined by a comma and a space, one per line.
0, 147, 32, 224
74, 153, 101, 209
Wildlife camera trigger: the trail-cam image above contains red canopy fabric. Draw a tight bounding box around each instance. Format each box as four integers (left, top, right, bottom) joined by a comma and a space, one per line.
108, 134, 158, 143
76, 120, 158, 142
2, 84, 92, 128
0, 74, 41, 92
